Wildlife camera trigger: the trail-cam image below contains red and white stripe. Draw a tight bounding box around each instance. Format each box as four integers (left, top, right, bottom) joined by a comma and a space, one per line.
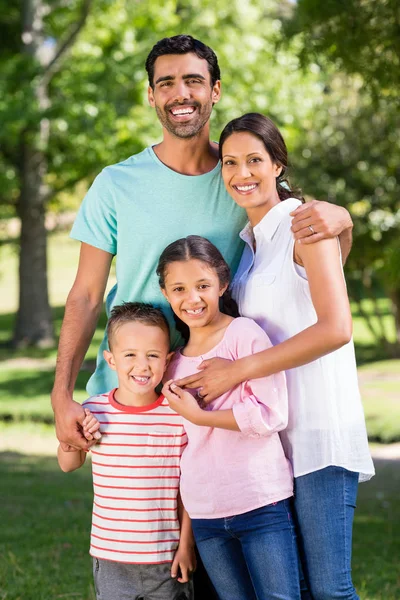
83, 391, 186, 564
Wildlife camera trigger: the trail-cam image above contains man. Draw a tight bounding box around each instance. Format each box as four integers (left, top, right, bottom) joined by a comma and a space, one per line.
52, 34, 352, 451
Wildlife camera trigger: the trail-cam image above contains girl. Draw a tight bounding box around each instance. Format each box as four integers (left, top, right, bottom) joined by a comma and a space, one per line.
158, 235, 300, 600
175, 113, 375, 599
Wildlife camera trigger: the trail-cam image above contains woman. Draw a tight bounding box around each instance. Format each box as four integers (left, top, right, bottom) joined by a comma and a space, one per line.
175, 113, 374, 599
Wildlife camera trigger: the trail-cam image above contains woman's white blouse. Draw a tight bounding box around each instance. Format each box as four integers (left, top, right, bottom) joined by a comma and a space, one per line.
232, 198, 374, 481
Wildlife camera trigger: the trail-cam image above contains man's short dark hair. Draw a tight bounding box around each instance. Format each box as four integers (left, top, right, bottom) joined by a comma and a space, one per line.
145, 34, 220, 89
107, 302, 170, 350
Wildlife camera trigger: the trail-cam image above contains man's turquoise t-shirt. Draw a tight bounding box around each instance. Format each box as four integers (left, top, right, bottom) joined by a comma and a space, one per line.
71, 146, 247, 395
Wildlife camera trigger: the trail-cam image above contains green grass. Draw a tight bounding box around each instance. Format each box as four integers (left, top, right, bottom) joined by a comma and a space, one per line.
358, 360, 400, 443
0, 438, 398, 600
0, 450, 95, 600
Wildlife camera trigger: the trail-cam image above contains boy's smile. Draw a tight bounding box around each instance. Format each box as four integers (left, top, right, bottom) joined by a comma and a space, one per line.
103, 321, 171, 407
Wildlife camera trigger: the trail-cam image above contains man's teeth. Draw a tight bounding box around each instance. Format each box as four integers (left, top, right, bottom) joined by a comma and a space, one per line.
133, 376, 150, 382
185, 308, 204, 315
236, 184, 257, 192
171, 107, 195, 115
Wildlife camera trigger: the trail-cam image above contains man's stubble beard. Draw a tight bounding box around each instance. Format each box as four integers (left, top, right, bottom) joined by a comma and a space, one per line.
155, 98, 214, 140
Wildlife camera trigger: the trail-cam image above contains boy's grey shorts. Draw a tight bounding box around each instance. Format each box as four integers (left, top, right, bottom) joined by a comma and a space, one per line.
92, 557, 194, 600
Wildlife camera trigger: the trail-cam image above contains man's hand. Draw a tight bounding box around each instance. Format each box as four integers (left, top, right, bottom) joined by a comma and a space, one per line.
171, 542, 196, 584
53, 397, 94, 452
291, 200, 353, 244
173, 357, 239, 403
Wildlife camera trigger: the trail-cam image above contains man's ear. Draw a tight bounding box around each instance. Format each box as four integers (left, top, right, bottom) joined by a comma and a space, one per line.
211, 80, 221, 106
103, 349, 117, 371
148, 85, 155, 107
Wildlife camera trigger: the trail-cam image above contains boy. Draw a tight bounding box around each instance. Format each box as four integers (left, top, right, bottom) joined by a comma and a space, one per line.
57, 302, 195, 600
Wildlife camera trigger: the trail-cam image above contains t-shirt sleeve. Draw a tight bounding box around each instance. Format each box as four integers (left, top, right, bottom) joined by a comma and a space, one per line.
70, 168, 117, 255
228, 319, 288, 438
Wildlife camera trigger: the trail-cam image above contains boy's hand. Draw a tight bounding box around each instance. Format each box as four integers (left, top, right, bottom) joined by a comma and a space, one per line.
162, 381, 204, 424
171, 543, 196, 583
82, 408, 101, 442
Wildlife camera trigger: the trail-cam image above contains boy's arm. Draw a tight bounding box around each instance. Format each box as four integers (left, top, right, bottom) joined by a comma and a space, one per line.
57, 445, 87, 472
57, 409, 101, 472
171, 493, 196, 583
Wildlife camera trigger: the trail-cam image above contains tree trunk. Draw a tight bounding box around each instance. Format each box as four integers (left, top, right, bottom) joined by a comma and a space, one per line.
13, 0, 54, 347
13, 138, 54, 348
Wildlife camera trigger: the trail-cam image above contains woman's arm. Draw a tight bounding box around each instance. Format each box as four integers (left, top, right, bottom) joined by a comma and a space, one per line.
290, 200, 353, 264
163, 322, 288, 437
175, 237, 352, 401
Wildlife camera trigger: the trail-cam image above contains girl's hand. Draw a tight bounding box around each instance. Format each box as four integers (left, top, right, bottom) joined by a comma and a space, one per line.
173, 357, 241, 403
82, 408, 101, 442
162, 381, 204, 424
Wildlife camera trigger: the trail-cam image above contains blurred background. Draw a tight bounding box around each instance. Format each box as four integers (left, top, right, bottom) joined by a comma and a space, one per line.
0, 1, 399, 598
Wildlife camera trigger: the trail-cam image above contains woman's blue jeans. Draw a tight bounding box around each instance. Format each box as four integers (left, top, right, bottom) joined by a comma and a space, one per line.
294, 466, 360, 600
191, 499, 301, 600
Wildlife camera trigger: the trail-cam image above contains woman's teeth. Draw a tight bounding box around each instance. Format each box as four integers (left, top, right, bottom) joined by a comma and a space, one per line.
235, 184, 258, 192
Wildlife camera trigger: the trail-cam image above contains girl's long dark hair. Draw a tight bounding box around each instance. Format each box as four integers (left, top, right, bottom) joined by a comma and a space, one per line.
219, 112, 304, 203
157, 236, 239, 343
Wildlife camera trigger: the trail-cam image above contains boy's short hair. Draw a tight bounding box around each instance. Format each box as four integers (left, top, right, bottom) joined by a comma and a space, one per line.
107, 303, 170, 350
145, 34, 220, 89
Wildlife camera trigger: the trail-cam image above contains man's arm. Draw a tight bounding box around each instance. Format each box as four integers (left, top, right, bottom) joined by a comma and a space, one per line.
290, 200, 353, 264
51, 243, 113, 451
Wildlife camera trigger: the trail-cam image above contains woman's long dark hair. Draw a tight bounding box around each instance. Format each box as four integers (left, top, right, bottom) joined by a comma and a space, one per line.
219, 112, 304, 203
157, 235, 239, 343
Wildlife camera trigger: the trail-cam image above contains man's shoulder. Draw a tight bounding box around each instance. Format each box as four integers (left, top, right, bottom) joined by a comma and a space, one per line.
102, 146, 153, 179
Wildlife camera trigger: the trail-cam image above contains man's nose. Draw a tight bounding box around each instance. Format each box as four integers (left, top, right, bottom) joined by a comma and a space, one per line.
173, 81, 190, 103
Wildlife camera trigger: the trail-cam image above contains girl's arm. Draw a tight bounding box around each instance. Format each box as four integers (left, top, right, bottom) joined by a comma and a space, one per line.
175, 237, 352, 401
163, 322, 288, 438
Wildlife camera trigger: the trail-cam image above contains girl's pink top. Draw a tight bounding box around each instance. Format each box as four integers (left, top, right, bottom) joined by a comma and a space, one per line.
165, 317, 293, 519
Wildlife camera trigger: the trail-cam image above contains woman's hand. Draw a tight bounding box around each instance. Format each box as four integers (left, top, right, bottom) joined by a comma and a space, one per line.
162, 380, 204, 424
173, 357, 242, 403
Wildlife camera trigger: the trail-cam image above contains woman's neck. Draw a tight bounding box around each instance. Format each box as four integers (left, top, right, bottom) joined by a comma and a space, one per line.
183, 312, 234, 357
247, 191, 281, 228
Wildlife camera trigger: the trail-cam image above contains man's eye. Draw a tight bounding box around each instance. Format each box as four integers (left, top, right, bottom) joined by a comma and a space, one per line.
160, 81, 172, 87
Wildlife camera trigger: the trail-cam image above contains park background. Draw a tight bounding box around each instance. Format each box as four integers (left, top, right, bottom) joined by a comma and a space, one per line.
0, 0, 399, 598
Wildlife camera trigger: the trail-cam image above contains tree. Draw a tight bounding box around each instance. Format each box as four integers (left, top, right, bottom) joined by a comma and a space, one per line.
284, 0, 400, 353
2, 0, 319, 347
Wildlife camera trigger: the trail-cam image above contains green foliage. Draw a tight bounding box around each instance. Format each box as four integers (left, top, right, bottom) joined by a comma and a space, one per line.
283, 0, 400, 100
284, 0, 400, 347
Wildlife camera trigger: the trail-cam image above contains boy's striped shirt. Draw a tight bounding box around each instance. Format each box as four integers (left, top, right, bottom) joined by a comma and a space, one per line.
83, 390, 187, 564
